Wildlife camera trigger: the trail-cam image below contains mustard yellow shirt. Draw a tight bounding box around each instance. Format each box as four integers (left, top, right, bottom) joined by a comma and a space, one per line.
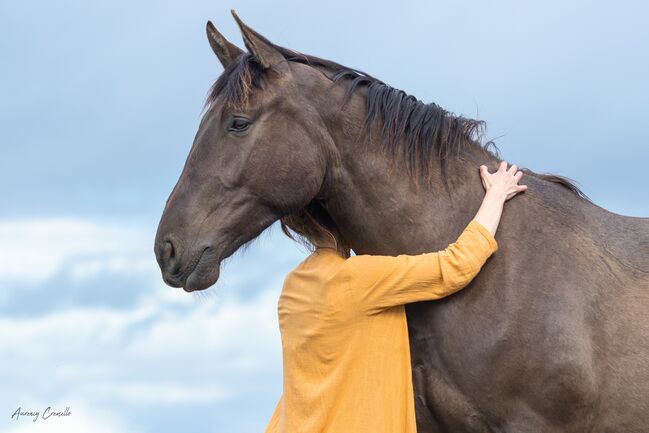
264, 219, 498, 433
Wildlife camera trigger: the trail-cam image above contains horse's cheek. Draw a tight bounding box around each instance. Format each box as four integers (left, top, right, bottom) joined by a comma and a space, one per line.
247, 135, 323, 208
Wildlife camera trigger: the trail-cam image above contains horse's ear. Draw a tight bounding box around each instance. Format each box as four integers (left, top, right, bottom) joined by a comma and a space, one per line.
206, 20, 243, 68
230, 10, 289, 74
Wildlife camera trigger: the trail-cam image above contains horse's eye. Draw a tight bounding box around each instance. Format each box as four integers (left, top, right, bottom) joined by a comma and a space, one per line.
229, 117, 251, 133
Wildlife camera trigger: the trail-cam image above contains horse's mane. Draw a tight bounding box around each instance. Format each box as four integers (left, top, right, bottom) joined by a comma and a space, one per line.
205, 38, 590, 202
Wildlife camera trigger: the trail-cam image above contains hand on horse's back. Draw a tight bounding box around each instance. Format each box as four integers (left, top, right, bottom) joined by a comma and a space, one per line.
473, 160, 526, 236
479, 160, 528, 201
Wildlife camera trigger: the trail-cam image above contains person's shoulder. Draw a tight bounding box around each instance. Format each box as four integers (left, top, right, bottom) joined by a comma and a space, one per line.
282, 251, 319, 282
286, 249, 347, 279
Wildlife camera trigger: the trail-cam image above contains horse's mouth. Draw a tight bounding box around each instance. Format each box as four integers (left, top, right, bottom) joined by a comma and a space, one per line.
161, 235, 249, 293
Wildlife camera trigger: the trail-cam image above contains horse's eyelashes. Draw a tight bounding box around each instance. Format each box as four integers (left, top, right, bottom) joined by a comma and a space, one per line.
228, 117, 251, 133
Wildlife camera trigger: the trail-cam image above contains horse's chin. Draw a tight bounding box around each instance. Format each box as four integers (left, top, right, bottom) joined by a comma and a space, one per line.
184, 265, 220, 292
183, 250, 221, 292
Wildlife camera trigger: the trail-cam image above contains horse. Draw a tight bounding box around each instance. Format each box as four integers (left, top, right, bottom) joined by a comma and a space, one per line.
154, 11, 649, 432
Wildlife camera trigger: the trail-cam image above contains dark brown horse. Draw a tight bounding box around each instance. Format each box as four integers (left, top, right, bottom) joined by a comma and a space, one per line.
155, 11, 649, 432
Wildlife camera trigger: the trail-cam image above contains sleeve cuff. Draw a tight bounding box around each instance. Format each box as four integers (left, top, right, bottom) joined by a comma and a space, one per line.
468, 219, 499, 253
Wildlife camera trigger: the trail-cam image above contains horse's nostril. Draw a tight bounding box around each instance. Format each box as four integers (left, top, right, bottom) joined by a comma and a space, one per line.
164, 240, 175, 261
157, 237, 181, 274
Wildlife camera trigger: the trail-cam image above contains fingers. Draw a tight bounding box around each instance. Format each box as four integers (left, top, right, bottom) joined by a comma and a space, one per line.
513, 168, 525, 193
482, 162, 527, 193
479, 165, 489, 190
484, 161, 528, 198
500, 161, 524, 181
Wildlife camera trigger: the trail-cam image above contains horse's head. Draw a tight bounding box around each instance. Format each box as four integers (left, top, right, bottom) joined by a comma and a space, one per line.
154, 12, 333, 291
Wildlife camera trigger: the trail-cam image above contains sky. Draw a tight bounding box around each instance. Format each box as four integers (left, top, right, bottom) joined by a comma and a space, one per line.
1, 0, 647, 432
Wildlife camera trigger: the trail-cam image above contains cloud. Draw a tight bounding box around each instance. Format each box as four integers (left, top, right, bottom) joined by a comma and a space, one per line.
0, 217, 303, 314
0, 218, 155, 284
0, 267, 285, 432
0, 298, 282, 430
0, 288, 282, 399
0, 217, 303, 431
81, 382, 230, 406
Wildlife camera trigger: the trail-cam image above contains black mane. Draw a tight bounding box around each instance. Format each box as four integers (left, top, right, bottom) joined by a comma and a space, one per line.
204, 42, 590, 202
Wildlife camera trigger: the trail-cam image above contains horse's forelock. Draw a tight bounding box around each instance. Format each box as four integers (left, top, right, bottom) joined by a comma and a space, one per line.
203, 53, 266, 113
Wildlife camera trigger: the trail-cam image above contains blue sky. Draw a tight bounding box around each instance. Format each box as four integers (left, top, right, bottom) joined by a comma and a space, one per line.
1, 0, 647, 432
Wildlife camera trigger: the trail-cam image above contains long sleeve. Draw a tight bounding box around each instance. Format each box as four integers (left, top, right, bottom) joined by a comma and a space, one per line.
263, 394, 282, 433
341, 219, 498, 315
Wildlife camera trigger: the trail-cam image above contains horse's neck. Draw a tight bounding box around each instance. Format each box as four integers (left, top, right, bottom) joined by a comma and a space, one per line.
322, 134, 496, 255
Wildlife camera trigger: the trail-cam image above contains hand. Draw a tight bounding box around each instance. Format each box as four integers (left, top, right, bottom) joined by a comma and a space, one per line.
479, 161, 528, 202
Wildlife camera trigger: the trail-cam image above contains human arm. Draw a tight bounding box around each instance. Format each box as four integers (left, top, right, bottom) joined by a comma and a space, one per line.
342, 161, 526, 315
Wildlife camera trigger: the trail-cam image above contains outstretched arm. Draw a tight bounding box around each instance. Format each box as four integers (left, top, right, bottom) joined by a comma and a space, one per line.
342, 161, 526, 316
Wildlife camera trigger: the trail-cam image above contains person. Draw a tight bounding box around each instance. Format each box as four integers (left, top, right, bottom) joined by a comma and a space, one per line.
267, 161, 527, 432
